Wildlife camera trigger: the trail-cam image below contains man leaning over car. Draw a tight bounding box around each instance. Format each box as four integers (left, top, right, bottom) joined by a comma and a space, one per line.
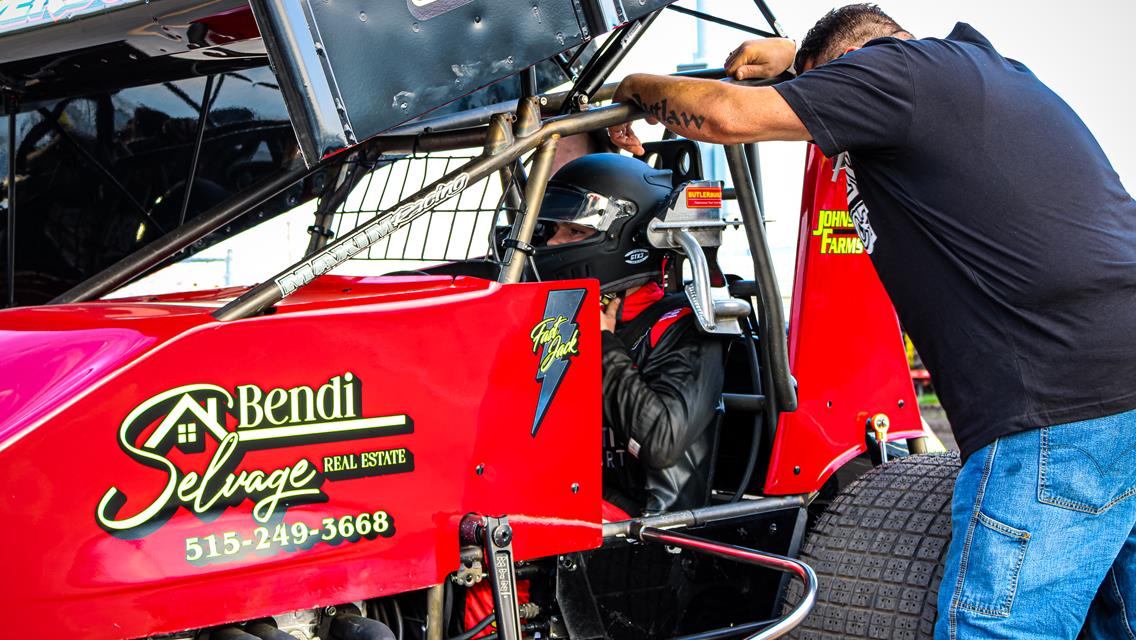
607, 4, 1136, 638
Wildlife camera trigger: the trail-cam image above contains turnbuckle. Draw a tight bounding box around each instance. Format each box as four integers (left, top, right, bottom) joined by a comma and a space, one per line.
459, 514, 522, 640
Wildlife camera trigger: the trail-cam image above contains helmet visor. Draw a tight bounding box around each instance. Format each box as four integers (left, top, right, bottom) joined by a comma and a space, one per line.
538, 185, 635, 232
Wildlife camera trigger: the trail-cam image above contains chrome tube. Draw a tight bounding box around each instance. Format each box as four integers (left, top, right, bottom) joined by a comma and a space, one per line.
637, 527, 816, 640
602, 494, 809, 540
672, 228, 717, 329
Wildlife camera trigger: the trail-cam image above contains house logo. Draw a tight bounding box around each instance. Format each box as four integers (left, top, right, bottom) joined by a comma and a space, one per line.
96, 373, 414, 539
137, 385, 230, 455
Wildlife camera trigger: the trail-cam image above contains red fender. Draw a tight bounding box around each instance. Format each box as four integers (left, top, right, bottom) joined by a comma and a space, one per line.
764, 147, 924, 495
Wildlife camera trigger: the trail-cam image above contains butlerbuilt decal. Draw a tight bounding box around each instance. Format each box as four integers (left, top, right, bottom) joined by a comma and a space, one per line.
529, 289, 585, 437
96, 372, 413, 552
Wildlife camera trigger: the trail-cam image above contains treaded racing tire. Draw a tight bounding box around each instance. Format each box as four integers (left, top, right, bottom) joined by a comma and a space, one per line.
785, 453, 960, 639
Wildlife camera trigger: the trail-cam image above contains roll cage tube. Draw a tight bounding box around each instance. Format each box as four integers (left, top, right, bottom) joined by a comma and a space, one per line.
558, 10, 661, 115
50, 125, 490, 305
211, 102, 643, 321
207, 110, 796, 414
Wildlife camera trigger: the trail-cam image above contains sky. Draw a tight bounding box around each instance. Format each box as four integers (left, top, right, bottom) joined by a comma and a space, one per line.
606, 0, 1136, 296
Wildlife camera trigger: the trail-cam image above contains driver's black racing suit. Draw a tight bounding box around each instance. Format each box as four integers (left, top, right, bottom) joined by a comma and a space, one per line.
601, 282, 725, 515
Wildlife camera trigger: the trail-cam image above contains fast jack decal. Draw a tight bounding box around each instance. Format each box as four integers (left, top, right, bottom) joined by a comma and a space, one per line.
95, 372, 413, 563
529, 289, 585, 436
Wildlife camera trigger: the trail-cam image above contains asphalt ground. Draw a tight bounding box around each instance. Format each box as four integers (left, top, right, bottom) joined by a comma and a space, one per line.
921, 404, 958, 451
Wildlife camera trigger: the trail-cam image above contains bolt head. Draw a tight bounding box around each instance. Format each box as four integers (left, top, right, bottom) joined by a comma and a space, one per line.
492, 524, 513, 547
475, 463, 485, 475
571, 483, 579, 493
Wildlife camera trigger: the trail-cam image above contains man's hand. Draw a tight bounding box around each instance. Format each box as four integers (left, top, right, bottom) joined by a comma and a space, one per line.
601, 296, 620, 333
609, 74, 656, 156
725, 38, 796, 80
608, 122, 645, 156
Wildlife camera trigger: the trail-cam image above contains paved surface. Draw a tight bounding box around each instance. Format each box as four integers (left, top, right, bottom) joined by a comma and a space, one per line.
921, 405, 957, 451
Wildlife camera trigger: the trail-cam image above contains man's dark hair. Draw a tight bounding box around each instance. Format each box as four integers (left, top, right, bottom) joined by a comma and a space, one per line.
795, 4, 907, 72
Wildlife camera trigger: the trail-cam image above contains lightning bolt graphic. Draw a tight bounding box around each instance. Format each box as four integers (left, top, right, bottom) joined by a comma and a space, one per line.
531, 289, 586, 437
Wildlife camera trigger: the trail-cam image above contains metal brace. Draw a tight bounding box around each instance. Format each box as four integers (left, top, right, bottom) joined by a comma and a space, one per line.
452, 545, 485, 587
307, 224, 334, 239
867, 413, 890, 464
483, 516, 522, 640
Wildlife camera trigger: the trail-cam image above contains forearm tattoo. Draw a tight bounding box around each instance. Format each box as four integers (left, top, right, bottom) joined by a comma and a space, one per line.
631, 92, 706, 130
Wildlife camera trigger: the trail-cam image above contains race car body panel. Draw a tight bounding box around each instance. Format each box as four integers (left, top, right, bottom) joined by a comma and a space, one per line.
0, 275, 601, 640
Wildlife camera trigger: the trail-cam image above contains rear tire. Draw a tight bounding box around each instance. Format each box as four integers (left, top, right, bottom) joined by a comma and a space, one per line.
785, 453, 960, 639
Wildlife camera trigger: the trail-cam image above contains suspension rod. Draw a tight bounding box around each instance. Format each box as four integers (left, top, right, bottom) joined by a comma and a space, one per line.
602, 494, 809, 540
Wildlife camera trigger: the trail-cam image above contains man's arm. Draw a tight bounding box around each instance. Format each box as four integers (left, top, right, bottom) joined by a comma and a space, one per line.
609, 74, 810, 155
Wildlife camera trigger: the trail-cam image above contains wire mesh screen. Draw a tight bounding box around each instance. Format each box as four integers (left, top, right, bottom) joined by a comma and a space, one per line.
330, 152, 514, 267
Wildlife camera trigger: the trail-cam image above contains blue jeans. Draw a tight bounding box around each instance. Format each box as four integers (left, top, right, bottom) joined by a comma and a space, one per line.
936, 409, 1136, 639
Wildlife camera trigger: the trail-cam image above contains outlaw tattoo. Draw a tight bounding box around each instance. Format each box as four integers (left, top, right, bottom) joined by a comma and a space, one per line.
631, 93, 707, 130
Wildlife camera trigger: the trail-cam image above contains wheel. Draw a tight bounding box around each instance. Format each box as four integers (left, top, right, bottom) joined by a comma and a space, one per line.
785, 453, 960, 639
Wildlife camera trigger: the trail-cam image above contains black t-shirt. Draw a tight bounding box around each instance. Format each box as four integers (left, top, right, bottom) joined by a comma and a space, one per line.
775, 23, 1136, 459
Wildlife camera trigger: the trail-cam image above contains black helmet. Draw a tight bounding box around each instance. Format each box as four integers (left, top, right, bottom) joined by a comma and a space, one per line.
532, 153, 673, 293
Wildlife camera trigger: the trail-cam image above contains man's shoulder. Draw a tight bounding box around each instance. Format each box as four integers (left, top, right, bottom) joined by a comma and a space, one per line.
941, 22, 995, 49
864, 23, 997, 57
648, 306, 695, 349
